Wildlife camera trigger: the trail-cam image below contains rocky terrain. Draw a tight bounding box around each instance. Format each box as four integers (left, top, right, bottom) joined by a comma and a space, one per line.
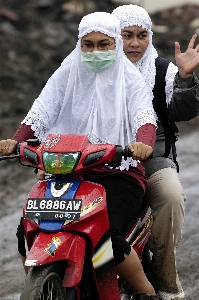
0, 0, 199, 139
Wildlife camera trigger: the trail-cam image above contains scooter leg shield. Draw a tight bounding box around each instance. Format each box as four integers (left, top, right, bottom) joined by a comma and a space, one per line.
25, 231, 86, 287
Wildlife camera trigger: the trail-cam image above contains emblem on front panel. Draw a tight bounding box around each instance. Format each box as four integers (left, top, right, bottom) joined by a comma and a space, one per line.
44, 135, 61, 149
37, 134, 61, 152
51, 182, 73, 197
44, 237, 61, 257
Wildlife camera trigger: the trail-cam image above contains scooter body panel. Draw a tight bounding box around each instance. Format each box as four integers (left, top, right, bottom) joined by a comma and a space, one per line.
7, 134, 153, 300
25, 232, 86, 287
23, 178, 121, 299
24, 179, 110, 249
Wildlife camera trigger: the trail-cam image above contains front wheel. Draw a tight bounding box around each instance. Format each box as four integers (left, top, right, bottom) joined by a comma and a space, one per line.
20, 263, 76, 300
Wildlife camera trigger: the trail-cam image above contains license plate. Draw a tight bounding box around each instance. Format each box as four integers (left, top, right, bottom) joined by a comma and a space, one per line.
25, 198, 82, 221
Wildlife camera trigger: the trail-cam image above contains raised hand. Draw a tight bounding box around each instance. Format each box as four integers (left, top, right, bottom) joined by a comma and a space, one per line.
175, 34, 199, 78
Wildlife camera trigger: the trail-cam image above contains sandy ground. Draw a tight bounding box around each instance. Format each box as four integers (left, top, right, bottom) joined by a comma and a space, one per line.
0, 129, 198, 300
175, 130, 199, 299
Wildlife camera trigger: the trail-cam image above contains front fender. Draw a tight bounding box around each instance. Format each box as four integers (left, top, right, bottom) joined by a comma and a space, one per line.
25, 232, 86, 287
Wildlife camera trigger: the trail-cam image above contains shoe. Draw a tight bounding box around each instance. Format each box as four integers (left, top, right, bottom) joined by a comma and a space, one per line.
119, 279, 132, 299
120, 293, 131, 300
157, 290, 186, 300
132, 294, 161, 300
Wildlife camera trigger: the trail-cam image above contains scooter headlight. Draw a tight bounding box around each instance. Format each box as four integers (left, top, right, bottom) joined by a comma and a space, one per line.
42, 152, 80, 175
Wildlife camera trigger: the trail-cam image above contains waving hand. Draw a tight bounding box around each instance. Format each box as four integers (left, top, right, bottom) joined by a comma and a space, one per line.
175, 34, 199, 78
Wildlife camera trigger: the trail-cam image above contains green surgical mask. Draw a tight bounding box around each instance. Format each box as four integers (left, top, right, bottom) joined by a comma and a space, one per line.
81, 50, 116, 72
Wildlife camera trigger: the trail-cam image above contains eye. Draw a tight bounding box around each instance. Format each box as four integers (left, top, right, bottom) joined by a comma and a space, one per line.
138, 33, 148, 39
122, 34, 132, 39
81, 43, 93, 49
98, 43, 109, 48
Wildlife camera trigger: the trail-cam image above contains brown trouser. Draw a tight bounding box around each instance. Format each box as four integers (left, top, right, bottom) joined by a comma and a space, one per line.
146, 167, 186, 293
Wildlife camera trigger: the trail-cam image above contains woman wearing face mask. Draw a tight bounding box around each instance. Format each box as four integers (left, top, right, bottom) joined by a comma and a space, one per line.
112, 4, 199, 300
0, 12, 160, 299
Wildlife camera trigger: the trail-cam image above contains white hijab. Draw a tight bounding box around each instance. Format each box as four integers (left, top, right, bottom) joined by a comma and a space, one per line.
112, 5, 158, 91
112, 5, 178, 104
22, 12, 156, 169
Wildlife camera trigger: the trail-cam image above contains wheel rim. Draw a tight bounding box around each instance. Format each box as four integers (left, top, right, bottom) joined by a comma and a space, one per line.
39, 271, 64, 300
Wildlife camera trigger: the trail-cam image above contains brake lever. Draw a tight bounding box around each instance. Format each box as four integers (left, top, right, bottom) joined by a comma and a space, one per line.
0, 154, 20, 161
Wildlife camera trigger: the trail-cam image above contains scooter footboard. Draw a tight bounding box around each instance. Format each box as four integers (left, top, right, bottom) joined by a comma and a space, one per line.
25, 232, 86, 287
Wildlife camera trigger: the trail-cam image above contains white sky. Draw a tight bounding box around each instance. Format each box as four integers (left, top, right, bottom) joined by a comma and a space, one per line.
113, 0, 199, 13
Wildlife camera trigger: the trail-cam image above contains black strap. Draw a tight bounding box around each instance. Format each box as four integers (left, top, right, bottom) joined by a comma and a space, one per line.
155, 56, 169, 88
153, 57, 171, 157
153, 57, 179, 172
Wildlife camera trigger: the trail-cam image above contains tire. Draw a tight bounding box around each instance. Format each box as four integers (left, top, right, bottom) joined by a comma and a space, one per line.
20, 263, 76, 300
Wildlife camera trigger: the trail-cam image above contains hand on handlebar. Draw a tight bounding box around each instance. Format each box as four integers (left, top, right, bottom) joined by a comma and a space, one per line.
0, 139, 17, 155
128, 142, 153, 161
37, 170, 46, 181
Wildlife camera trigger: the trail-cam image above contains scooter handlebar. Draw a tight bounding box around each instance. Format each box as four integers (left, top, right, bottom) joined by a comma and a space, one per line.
122, 145, 153, 160
13, 142, 20, 155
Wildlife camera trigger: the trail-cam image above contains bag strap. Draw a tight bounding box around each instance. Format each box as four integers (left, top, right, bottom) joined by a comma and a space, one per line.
154, 57, 171, 157
155, 56, 170, 88
153, 57, 179, 172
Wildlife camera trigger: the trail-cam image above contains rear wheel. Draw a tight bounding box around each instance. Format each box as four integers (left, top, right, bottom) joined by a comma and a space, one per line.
20, 263, 76, 300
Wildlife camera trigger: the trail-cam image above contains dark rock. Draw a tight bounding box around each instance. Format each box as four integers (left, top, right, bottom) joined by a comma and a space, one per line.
0, 0, 199, 139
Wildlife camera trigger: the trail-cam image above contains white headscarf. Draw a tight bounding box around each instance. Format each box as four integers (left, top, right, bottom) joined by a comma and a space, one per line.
112, 5, 158, 91
22, 12, 156, 169
112, 5, 178, 104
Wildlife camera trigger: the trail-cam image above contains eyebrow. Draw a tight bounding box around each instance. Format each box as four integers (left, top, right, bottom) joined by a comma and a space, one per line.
122, 29, 148, 34
81, 38, 111, 42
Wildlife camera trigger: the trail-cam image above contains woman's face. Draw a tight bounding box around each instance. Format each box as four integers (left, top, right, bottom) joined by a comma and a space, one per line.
81, 31, 115, 53
121, 26, 149, 63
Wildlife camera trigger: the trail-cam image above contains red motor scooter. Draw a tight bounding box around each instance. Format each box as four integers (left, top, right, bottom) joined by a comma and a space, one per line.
1, 134, 152, 300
